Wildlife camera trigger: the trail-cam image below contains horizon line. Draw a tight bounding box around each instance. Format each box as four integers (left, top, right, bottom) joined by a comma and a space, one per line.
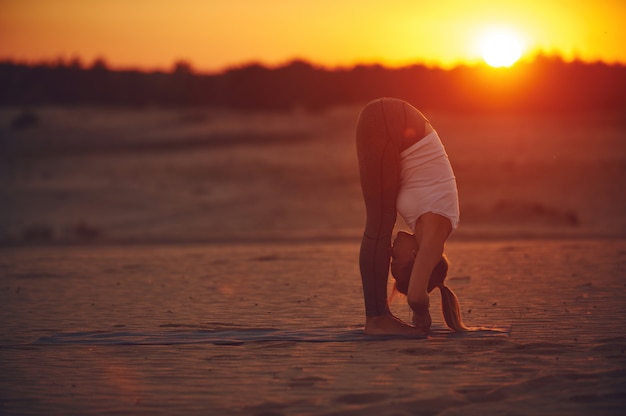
2, 51, 626, 76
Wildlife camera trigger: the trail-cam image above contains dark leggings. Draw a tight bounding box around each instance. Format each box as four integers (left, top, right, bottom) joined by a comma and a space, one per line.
356, 98, 427, 317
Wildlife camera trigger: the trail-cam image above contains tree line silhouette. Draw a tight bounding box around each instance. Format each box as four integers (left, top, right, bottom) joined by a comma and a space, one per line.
1, 56, 625, 113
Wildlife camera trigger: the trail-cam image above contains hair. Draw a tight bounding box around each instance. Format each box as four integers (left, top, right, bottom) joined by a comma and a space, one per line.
391, 246, 468, 331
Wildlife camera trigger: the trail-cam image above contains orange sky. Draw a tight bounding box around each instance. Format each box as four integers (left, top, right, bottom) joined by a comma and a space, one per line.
1, 0, 625, 72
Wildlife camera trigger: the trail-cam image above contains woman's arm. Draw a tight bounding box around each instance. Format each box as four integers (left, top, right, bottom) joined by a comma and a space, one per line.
406, 212, 452, 331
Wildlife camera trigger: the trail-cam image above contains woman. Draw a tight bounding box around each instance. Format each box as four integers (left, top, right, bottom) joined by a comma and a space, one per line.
356, 97, 464, 335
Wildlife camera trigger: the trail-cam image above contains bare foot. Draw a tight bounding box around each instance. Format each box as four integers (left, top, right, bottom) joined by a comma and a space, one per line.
364, 313, 427, 336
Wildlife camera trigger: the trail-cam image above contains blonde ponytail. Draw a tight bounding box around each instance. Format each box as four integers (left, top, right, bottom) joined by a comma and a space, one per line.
439, 285, 468, 331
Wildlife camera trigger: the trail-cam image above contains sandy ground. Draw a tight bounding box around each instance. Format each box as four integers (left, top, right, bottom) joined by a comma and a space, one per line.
1, 239, 625, 415
1, 106, 625, 414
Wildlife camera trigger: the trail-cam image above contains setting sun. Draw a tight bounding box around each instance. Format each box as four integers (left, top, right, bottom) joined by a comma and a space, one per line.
479, 29, 524, 67
1, 1, 625, 71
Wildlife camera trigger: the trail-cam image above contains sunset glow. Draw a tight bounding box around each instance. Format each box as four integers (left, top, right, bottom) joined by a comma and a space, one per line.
479, 29, 524, 67
1, 0, 625, 72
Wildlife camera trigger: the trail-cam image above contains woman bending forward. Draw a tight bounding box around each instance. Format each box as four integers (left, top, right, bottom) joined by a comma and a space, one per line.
356, 97, 467, 335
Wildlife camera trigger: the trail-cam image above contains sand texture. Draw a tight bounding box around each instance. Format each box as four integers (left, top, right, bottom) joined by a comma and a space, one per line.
1, 240, 625, 415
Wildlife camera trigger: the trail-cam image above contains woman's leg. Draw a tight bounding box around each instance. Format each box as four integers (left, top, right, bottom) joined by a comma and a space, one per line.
356, 99, 399, 318
356, 99, 425, 335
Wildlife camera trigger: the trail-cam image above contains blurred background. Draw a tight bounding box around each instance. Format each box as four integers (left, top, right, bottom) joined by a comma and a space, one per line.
1, 0, 625, 245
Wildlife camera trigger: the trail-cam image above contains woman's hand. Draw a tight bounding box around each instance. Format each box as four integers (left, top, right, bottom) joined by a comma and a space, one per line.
407, 291, 430, 314
412, 309, 432, 334
409, 292, 431, 333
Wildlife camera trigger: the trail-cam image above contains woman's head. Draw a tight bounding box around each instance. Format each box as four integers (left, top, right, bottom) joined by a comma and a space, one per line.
390, 231, 467, 331
390, 231, 448, 295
